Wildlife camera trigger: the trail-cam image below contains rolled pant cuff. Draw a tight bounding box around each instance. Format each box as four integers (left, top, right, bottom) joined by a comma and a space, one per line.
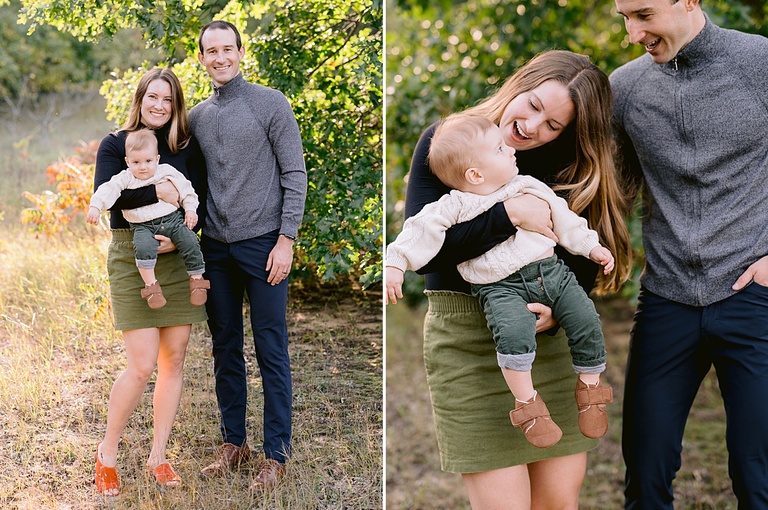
497, 351, 536, 371
135, 258, 157, 269
573, 362, 606, 375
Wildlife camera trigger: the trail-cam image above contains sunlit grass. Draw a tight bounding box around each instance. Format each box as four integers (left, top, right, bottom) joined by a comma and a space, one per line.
0, 89, 115, 213
0, 222, 382, 509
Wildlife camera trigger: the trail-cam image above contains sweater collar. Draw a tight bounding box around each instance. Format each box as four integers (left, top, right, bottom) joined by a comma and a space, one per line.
212, 72, 246, 101
666, 13, 719, 72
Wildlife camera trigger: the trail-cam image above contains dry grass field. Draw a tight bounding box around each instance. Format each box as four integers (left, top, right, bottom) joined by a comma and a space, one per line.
0, 226, 383, 509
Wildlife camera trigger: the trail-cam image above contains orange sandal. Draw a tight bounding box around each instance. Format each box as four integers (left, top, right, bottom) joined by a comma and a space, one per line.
152, 462, 181, 488
95, 444, 120, 496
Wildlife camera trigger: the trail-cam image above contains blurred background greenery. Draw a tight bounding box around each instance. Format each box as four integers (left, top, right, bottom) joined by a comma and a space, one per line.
385, 0, 768, 304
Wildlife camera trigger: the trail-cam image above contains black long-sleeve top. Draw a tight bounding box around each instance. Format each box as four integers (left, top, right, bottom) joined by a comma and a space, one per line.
94, 126, 207, 231
405, 123, 599, 294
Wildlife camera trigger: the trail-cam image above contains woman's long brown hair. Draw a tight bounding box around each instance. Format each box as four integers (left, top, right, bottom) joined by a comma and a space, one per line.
468, 50, 632, 294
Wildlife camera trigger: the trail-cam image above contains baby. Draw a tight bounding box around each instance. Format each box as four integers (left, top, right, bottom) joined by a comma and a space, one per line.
88, 128, 210, 309
386, 113, 614, 448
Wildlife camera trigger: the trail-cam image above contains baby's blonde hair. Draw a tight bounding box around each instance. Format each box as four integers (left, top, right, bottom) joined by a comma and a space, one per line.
429, 113, 496, 190
125, 128, 159, 157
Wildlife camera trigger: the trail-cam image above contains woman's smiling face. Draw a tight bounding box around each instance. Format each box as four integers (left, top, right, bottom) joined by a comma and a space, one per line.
139, 79, 173, 129
498, 79, 574, 151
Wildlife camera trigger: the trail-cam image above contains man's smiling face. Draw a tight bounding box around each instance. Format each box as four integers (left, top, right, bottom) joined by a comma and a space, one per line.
198, 27, 245, 87
615, 0, 701, 64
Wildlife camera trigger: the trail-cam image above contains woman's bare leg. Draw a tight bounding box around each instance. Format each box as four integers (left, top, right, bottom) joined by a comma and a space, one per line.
460, 452, 586, 510
98, 328, 161, 466
462, 464, 532, 510
147, 324, 190, 468
528, 452, 587, 510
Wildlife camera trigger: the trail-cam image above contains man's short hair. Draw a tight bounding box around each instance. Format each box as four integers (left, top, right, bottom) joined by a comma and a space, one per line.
198, 20, 242, 53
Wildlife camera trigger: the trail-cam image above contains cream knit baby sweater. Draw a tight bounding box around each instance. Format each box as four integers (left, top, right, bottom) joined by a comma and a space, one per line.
387, 175, 600, 285
90, 163, 198, 224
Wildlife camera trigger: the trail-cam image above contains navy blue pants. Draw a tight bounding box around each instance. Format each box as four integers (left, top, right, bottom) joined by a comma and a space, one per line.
202, 230, 292, 463
623, 285, 768, 509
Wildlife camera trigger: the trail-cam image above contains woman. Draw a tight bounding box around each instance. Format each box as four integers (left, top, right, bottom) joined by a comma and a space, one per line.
405, 50, 631, 508
93, 67, 207, 495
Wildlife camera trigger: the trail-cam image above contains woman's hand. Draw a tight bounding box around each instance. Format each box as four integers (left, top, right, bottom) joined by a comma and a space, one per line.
527, 303, 558, 332
155, 234, 177, 254
504, 194, 558, 242
156, 180, 180, 208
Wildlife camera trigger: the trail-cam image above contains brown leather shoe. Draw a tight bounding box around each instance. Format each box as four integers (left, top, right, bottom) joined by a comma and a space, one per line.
509, 392, 563, 448
189, 277, 210, 306
141, 281, 166, 309
250, 458, 285, 491
575, 378, 613, 439
200, 442, 252, 478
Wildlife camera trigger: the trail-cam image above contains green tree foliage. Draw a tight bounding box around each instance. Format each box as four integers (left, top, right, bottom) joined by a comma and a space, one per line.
0, 1, 96, 100
17, 0, 383, 286
386, 0, 768, 301
0, 0, 160, 101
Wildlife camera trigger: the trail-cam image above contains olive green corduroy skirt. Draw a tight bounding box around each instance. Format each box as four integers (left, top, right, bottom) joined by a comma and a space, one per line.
423, 290, 598, 473
107, 229, 207, 330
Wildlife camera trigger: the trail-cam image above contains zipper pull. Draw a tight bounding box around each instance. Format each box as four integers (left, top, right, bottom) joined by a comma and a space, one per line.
673, 57, 678, 71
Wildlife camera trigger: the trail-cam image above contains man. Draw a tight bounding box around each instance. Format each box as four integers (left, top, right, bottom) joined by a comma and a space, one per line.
190, 20, 307, 490
610, 0, 768, 507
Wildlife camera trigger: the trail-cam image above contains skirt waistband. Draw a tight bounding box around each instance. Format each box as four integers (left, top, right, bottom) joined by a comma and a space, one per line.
110, 229, 133, 242
424, 290, 483, 314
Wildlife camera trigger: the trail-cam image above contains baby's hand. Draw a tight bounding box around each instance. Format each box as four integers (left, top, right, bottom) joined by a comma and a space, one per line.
590, 245, 615, 274
86, 206, 100, 225
184, 210, 198, 230
385, 266, 405, 305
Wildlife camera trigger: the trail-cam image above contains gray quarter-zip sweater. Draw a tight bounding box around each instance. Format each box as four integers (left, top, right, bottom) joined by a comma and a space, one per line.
611, 15, 768, 307
190, 73, 307, 243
